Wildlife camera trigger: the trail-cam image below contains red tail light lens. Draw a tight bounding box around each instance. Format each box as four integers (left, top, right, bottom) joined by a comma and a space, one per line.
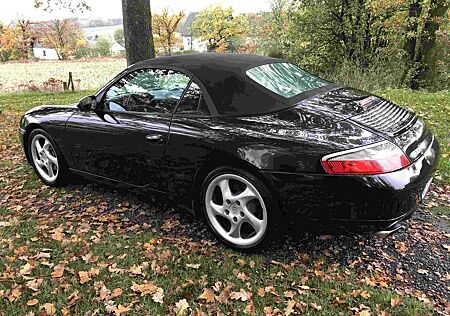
321, 141, 410, 175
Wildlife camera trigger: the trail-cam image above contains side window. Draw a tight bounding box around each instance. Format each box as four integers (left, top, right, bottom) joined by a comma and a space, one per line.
176, 81, 210, 116
104, 68, 190, 114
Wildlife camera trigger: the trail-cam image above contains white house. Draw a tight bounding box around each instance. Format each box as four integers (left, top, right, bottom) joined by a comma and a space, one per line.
111, 42, 126, 55
32, 41, 59, 60
178, 12, 208, 52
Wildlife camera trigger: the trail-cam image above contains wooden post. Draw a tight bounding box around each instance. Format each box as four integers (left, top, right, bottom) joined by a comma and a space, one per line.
64, 72, 74, 91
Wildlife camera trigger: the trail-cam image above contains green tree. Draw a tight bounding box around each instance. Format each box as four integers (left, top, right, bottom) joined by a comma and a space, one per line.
95, 36, 111, 57
114, 28, 125, 46
191, 5, 247, 52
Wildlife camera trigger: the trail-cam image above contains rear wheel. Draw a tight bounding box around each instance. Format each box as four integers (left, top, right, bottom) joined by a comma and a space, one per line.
201, 167, 275, 251
28, 129, 70, 186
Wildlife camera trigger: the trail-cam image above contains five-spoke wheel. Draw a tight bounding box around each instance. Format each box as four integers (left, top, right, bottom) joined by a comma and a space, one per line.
28, 129, 69, 186
203, 170, 271, 249
30, 134, 59, 182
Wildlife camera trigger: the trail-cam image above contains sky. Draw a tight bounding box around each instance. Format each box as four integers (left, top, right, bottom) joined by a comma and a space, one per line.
0, 0, 272, 23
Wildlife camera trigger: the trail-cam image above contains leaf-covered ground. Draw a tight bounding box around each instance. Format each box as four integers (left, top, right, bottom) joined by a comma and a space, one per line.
0, 90, 449, 315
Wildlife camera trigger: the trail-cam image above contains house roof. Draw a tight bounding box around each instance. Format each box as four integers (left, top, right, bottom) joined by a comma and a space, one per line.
178, 12, 198, 37
111, 42, 125, 51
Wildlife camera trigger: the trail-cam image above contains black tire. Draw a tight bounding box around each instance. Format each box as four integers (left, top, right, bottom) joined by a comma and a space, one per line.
27, 128, 71, 187
200, 166, 277, 252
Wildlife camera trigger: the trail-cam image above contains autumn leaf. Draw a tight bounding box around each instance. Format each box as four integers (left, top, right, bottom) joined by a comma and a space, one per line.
131, 282, 163, 298
285, 300, 296, 315
51, 264, 65, 278
67, 290, 80, 306
27, 298, 39, 306
244, 300, 256, 315
19, 262, 34, 276
79, 271, 91, 284
390, 297, 403, 307
284, 290, 295, 299
41, 303, 56, 315
230, 288, 252, 301
186, 263, 200, 269
199, 288, 215, 302
8, 289, 21, 302
27, 278, 43, 291
114, 304, 131, 316
112, 288, 123, 298
310, 302, 322, 311
257, 287, 265, 297
51, 227, 64, 241
175, 299, 189, 316
152, 287, 164, 304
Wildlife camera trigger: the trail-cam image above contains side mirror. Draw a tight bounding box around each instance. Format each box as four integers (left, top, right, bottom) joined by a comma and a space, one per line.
77, 96, 97, 111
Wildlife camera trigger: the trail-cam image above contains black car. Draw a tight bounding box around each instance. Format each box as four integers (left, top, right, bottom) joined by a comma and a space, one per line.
19, 53, 439, 250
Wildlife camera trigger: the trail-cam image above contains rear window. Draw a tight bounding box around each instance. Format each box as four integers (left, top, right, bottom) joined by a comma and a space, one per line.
246, 62, 329, 98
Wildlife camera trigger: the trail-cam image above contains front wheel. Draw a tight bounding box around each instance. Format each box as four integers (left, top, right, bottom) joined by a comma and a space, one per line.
201, 167, 276, 251
28, 128, 70, 186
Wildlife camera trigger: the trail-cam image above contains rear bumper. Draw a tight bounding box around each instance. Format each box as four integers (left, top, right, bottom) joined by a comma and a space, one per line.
261, 136, 440, 230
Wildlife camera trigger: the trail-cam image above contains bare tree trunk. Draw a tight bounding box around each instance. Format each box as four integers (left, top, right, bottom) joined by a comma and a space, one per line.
122, 0, 155, 65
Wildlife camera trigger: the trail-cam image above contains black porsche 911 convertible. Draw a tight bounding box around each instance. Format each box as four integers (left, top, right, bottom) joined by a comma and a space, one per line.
19, 53, 439, 250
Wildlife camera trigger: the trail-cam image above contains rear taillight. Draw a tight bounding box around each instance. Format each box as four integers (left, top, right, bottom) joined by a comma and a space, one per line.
321, 141, 410, 175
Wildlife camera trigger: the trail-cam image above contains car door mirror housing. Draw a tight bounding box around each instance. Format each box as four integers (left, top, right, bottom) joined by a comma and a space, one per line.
77, 96, 97, 111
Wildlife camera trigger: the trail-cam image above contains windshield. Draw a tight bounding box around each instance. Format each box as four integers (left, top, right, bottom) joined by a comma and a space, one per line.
246, 62, 329, 98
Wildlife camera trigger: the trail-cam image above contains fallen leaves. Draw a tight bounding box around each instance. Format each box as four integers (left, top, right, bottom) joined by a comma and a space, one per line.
50, 227, 64, 241
41, 303, 56, 315
51, 264, 65, 278
26, 278, 43, 291
131, 282, 164, 303
175, 299, 190, 315
78, 271, 91, 284
230, 288, 252, 302
417, 269, 429, 275
186, 263, 201, 269
27, 298, 39, 306
19, 262, 34, 276
390, 297, 403, 308
198, 288, 215, 303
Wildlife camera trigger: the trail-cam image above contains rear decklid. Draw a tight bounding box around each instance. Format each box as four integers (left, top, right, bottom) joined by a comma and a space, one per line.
298, 87, 417, 134
296, 87, 432, 162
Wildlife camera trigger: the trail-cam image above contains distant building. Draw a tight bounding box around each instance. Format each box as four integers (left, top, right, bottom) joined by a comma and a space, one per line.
32, 40, 59, 60
178, 12, 208, 52
111, 42, 126, 55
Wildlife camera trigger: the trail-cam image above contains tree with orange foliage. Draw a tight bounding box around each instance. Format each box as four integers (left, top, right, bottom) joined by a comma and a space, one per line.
152, 9, 185, 56
34, 19, 86, 60
0, 25, 18, 61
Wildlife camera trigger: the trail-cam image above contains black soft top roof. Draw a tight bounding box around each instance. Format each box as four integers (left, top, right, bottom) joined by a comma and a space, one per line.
130, 53, 332, 116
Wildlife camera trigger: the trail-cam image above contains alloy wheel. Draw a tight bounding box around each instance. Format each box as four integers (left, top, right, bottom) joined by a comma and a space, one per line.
30, 134, 59, 182
205, 173, 268, 247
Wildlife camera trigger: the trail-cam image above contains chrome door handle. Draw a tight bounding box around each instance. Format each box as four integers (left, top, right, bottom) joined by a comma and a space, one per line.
145, 134, 164, 143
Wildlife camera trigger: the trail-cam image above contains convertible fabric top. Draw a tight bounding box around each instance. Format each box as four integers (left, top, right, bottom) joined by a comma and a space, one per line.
130, 53, 330, 116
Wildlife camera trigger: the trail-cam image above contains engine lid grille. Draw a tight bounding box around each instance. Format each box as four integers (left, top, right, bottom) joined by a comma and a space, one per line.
351, 100, 416, 136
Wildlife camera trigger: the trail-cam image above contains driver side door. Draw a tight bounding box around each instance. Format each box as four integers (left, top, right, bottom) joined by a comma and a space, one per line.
65, 68, 190, 189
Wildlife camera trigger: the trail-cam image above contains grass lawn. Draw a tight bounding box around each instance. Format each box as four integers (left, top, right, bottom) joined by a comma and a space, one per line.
0, 59, 126, 93
0, 89, 448, 315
